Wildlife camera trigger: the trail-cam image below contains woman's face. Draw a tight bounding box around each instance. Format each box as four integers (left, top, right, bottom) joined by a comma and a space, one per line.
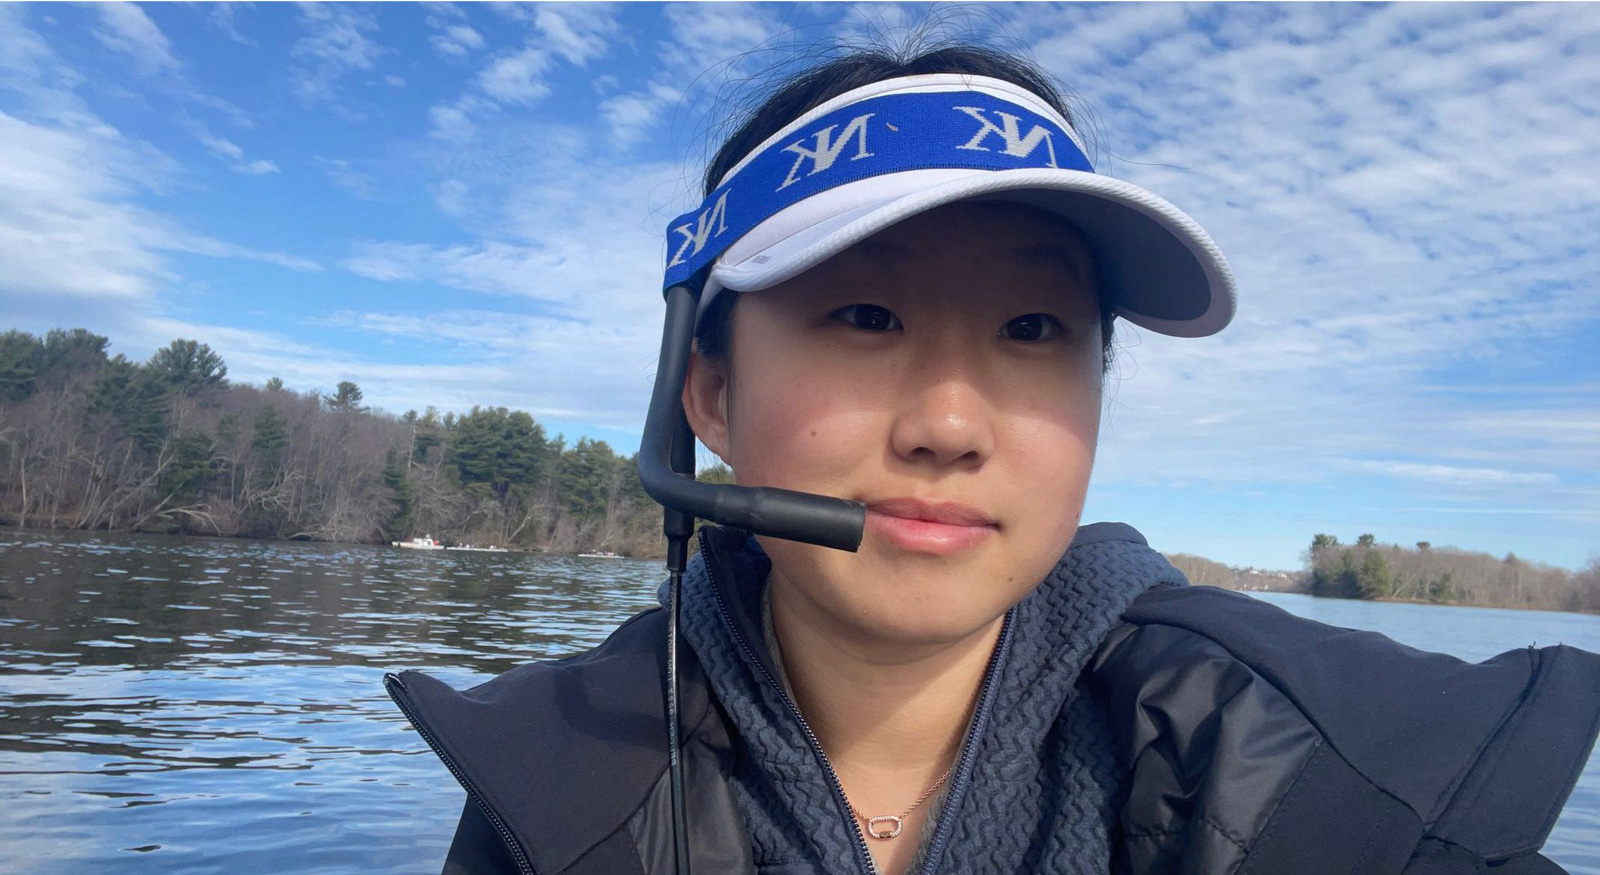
685, 201, 1105, 648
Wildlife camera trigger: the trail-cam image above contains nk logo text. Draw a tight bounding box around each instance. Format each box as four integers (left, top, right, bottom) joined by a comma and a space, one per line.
666, 189, 730, 270
778, 113, 875, 190
953, 107, 1061, 168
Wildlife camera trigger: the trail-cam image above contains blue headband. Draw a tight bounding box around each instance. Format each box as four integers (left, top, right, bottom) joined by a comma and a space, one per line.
662, 88, 1093, 291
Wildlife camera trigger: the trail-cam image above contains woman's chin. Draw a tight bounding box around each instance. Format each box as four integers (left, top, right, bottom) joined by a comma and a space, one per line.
838, 582, 1015, 649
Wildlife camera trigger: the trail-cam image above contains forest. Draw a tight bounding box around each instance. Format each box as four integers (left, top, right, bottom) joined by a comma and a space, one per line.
0, 328, 666, 556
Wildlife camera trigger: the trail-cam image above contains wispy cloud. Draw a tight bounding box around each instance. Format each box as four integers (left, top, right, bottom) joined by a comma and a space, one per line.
470, 6, 617, 105
429, 23, 484, 58
533, 3, 621, 66
0, 109, 172, 299
92, 2, 181, 76
234, 158, 278, 175
199, 132, 244, 160
136, 317, 519, 413
426, 95, 494, 142
0, 4, 53, 83
204, 3, 256, 47
167, 234, 317, 272
593, 3, 786, 155
658, 2, 781, 68
291, 3, 384, 107
477, 46, 552, 105
0, 105, 315, 302
599, 81, 683, 147
0, 11, 314, 310
318, 308, 662, 428
1345, 460, 1561, 489
429, 5, 623, 141
187, 120, 280, 175
319, 157, 374, 199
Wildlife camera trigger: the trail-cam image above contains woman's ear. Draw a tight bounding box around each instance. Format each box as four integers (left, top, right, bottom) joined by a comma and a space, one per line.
683, 346, 733, 464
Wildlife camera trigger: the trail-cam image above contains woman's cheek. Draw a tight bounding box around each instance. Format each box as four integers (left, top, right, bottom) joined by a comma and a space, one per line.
729, 366, 885, 493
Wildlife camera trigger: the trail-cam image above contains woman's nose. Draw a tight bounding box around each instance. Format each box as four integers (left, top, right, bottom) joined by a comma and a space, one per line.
888, 362, 996, 469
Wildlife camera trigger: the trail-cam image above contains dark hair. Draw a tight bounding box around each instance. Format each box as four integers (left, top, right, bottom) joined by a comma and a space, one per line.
695, 45, 1116, 371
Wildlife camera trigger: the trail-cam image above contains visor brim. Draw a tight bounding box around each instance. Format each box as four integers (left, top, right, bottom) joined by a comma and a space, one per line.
702, 168, 1235, 339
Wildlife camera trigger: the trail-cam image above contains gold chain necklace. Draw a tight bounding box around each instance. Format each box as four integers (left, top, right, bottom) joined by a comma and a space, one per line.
845, 765, 954, 840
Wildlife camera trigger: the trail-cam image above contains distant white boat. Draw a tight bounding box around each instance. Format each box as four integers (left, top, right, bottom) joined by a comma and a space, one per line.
446, 545, 509, 553
393, 536, 444, 550
577, 550, 625, 559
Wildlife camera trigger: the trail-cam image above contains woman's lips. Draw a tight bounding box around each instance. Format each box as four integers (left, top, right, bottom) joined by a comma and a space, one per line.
864, 498, 998, 555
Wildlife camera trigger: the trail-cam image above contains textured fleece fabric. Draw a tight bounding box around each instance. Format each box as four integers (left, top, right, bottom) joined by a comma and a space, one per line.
675, 533, 1188, 874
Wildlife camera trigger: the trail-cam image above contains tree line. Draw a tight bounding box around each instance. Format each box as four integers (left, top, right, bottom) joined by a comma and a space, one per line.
0, 328, 666, 556
1170, 537, 1598, 614
1163, 554, 1303, 593
1305, 533, 1599, 614
1171, 536, 1597, 614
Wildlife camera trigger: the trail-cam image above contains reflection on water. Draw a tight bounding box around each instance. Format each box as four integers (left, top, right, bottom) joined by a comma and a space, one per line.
1, 530, 1595, 873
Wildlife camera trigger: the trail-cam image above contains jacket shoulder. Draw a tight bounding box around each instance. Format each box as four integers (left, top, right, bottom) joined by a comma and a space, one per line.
1096, 586, 1600, 871
388, 608, 695, 875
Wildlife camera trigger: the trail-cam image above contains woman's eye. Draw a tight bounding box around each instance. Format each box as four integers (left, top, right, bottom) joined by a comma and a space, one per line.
833, 304, 901, 332
1000, 314, 1064, 343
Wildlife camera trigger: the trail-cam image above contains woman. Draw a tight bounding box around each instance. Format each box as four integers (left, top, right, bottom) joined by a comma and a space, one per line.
387, 45, 1600, 875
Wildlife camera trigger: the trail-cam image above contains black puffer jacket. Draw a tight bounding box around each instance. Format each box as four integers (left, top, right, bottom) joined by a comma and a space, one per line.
387, 524, 1600, 874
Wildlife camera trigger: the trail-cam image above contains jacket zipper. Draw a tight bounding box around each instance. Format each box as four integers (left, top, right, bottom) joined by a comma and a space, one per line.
913, 612, 1011, 875
700, 530, 877, 875
701, 530, 1013, 875
384, 672, 536, 875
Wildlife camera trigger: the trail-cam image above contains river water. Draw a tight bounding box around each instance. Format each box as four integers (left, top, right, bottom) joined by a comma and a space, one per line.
1, 530, 1595, 874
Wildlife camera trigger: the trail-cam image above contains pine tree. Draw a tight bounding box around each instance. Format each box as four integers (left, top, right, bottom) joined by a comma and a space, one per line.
448, 406, 549, 502
1335, 551, 1361, 599
557, 437, 616, 520
382, 448, 413, 540
87, 355, 168, 453
149, 340, 227, 396
160, 430, 217, 508
0, 330, 43, 401
252, 405, 290, 475
1358, 549, 1392, 600
326, 381, 364, 412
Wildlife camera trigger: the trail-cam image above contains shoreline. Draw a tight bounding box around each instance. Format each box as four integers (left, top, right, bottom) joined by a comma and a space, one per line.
0, 523, 661, 562
1244, 588, 1600, 618
1369, 593, 1599, 616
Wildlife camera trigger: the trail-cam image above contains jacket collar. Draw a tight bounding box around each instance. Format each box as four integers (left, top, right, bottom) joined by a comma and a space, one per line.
386, 604, 713, 875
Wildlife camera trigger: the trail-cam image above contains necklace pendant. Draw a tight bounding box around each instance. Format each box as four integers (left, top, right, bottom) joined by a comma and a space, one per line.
865, 815, 904, 839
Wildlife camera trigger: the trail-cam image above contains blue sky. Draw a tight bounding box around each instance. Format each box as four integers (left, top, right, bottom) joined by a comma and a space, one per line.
2, 2, 1596, 571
